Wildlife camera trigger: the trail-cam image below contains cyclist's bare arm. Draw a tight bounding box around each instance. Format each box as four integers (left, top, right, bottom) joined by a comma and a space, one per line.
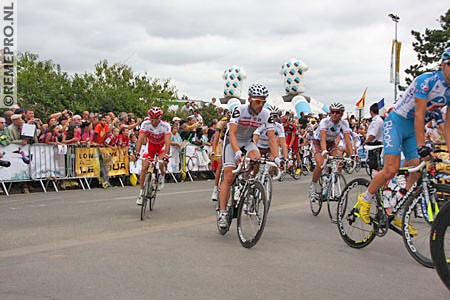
343, 132, 353, 156
279, 136, 288, 159
228, 123, 240, 154
266, 129, 278, 159
445, 105, 450, 151
136, 132, 147, 156
414, 97, 427, 147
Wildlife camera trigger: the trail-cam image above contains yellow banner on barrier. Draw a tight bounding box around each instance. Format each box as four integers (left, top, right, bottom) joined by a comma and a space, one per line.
75, 147, 100, 177
99, 147, 130, 176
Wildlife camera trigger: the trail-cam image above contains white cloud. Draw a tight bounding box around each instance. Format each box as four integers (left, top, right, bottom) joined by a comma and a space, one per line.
18, 0, 449, 110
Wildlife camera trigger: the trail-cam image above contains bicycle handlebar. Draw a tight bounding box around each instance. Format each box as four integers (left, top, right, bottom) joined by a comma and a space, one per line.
363, 144, 384, 151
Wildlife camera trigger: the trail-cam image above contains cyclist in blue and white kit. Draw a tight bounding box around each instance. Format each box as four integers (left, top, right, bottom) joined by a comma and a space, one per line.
217, 83, 280, 230
358, 48, 450, 233
309, 102, 354, 201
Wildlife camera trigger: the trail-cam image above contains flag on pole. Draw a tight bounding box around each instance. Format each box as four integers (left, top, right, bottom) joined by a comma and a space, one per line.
378, 98, 385, 110
356, 88, 367, 109
378, 98, 386, 116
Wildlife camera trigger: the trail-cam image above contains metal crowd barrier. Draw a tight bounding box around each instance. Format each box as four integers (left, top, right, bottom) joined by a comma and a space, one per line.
0, 142, 216, 196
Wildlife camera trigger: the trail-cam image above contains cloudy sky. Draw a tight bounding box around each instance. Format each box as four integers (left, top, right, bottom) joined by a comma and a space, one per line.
18, 0, 449, 111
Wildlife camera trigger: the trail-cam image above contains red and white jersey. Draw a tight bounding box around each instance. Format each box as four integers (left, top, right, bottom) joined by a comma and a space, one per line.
139, 120, 171, 145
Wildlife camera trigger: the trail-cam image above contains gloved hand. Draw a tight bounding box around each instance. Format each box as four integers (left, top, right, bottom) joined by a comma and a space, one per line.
234, 150, 243, 162
418, 145, 431, 158
274, 157, 281, 166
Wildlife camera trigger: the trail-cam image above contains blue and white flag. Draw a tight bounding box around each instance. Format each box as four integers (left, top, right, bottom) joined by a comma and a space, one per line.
378, 98, 386, 116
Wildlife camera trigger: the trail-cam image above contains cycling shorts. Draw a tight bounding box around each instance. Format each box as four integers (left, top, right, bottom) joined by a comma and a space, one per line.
312, 140, 338, 155
383, 111, 418, 161
222, 139, 259, 167
143, 143, 166, 159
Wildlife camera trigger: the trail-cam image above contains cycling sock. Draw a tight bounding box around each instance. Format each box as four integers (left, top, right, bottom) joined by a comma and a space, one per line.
311, 181, 318, 192
139, 189, 143, 196
219, 210, 228, 216
363, 191, 374, 203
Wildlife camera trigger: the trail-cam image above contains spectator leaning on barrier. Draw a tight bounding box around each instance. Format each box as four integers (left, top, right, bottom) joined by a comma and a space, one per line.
0, 117, 11, 146
93, 114, 110, 146
8, 114, 27, 146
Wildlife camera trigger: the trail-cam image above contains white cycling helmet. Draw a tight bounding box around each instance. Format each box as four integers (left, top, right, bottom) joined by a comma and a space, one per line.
329, 102, 345, 112
248, 83, 269, 98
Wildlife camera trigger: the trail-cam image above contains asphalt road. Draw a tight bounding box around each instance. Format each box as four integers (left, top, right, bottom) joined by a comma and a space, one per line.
0, 172, 448, 300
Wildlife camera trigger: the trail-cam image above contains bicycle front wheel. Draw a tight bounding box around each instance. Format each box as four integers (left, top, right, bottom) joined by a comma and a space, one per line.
327, 173, 346, 224
263, 175, 273, 212
431, 201, 450, 291
149, 173, 157, 211
337, 178, 376, 248
402, 184, 450, 268
140, 172, 152, 221
237, 181, 267, 248
310, 176, 323, 216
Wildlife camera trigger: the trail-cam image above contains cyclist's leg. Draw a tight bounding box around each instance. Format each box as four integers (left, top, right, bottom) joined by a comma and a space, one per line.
217, 141, 236, 228
359, 114, 408, 223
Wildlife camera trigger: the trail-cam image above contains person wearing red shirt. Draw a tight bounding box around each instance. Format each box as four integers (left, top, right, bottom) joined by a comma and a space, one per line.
93, 114, 110, 145
282, 116, 301, 174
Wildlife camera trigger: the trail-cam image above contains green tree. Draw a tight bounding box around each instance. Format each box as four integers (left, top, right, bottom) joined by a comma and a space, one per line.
403, 9, 450, 87
17, 52, 72, 117
17, 53, 179, 119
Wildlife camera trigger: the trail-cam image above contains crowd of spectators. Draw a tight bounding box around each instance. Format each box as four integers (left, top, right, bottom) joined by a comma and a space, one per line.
0, 101, 223, 162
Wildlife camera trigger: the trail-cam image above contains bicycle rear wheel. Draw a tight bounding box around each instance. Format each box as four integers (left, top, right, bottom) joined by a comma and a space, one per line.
310, 176, 323, 216
140, 172, 152, 221
431, 201, 450, 291
402, 184, 450, 268
237, 181, 267, 248
327, 173, 346, 224
337, 178, 376, 248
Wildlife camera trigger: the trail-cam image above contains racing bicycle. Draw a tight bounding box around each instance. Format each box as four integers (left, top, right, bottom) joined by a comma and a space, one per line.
430, 200, 450, 291
337, 154, 450, 267
215, 156, 269, 248
310, 154, 348, 223
140, 155, 164, 221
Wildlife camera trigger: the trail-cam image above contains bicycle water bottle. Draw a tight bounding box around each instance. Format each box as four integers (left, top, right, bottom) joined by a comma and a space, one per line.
382, 188, 393, 208
322, 174, 329, 196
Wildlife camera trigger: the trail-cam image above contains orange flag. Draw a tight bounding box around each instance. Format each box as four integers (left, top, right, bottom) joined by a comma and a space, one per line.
356, 88, 367, 109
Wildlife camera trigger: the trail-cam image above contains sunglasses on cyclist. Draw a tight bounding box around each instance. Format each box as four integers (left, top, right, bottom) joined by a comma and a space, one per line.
330, 110, 343, 115
251, 98, 266, 104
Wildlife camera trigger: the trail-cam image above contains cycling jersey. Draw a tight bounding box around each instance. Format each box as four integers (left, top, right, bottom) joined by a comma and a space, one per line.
313, 116, 351, 142
284, 122, 299, 150
139, 120, 171, 146
394, 71, 450, 119
223, 104, 274, 167
254, 122, 285, 149
227, 104, 274, 142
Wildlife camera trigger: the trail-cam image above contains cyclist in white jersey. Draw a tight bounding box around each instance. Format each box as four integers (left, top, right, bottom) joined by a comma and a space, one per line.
217, 83, 279, 230
309, 102, 353, 201
135, 107, 171, 205
357, 48, 450, 231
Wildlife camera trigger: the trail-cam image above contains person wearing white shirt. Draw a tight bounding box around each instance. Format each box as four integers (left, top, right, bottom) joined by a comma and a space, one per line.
364, 103, 384, 172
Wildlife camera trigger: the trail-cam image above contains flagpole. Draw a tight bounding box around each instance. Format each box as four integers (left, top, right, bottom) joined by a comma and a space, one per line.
388, 13, 400, 102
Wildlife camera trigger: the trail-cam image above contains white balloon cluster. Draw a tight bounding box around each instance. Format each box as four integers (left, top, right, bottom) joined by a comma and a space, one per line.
280, 58, 309, 95
222, 65, 247, 99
